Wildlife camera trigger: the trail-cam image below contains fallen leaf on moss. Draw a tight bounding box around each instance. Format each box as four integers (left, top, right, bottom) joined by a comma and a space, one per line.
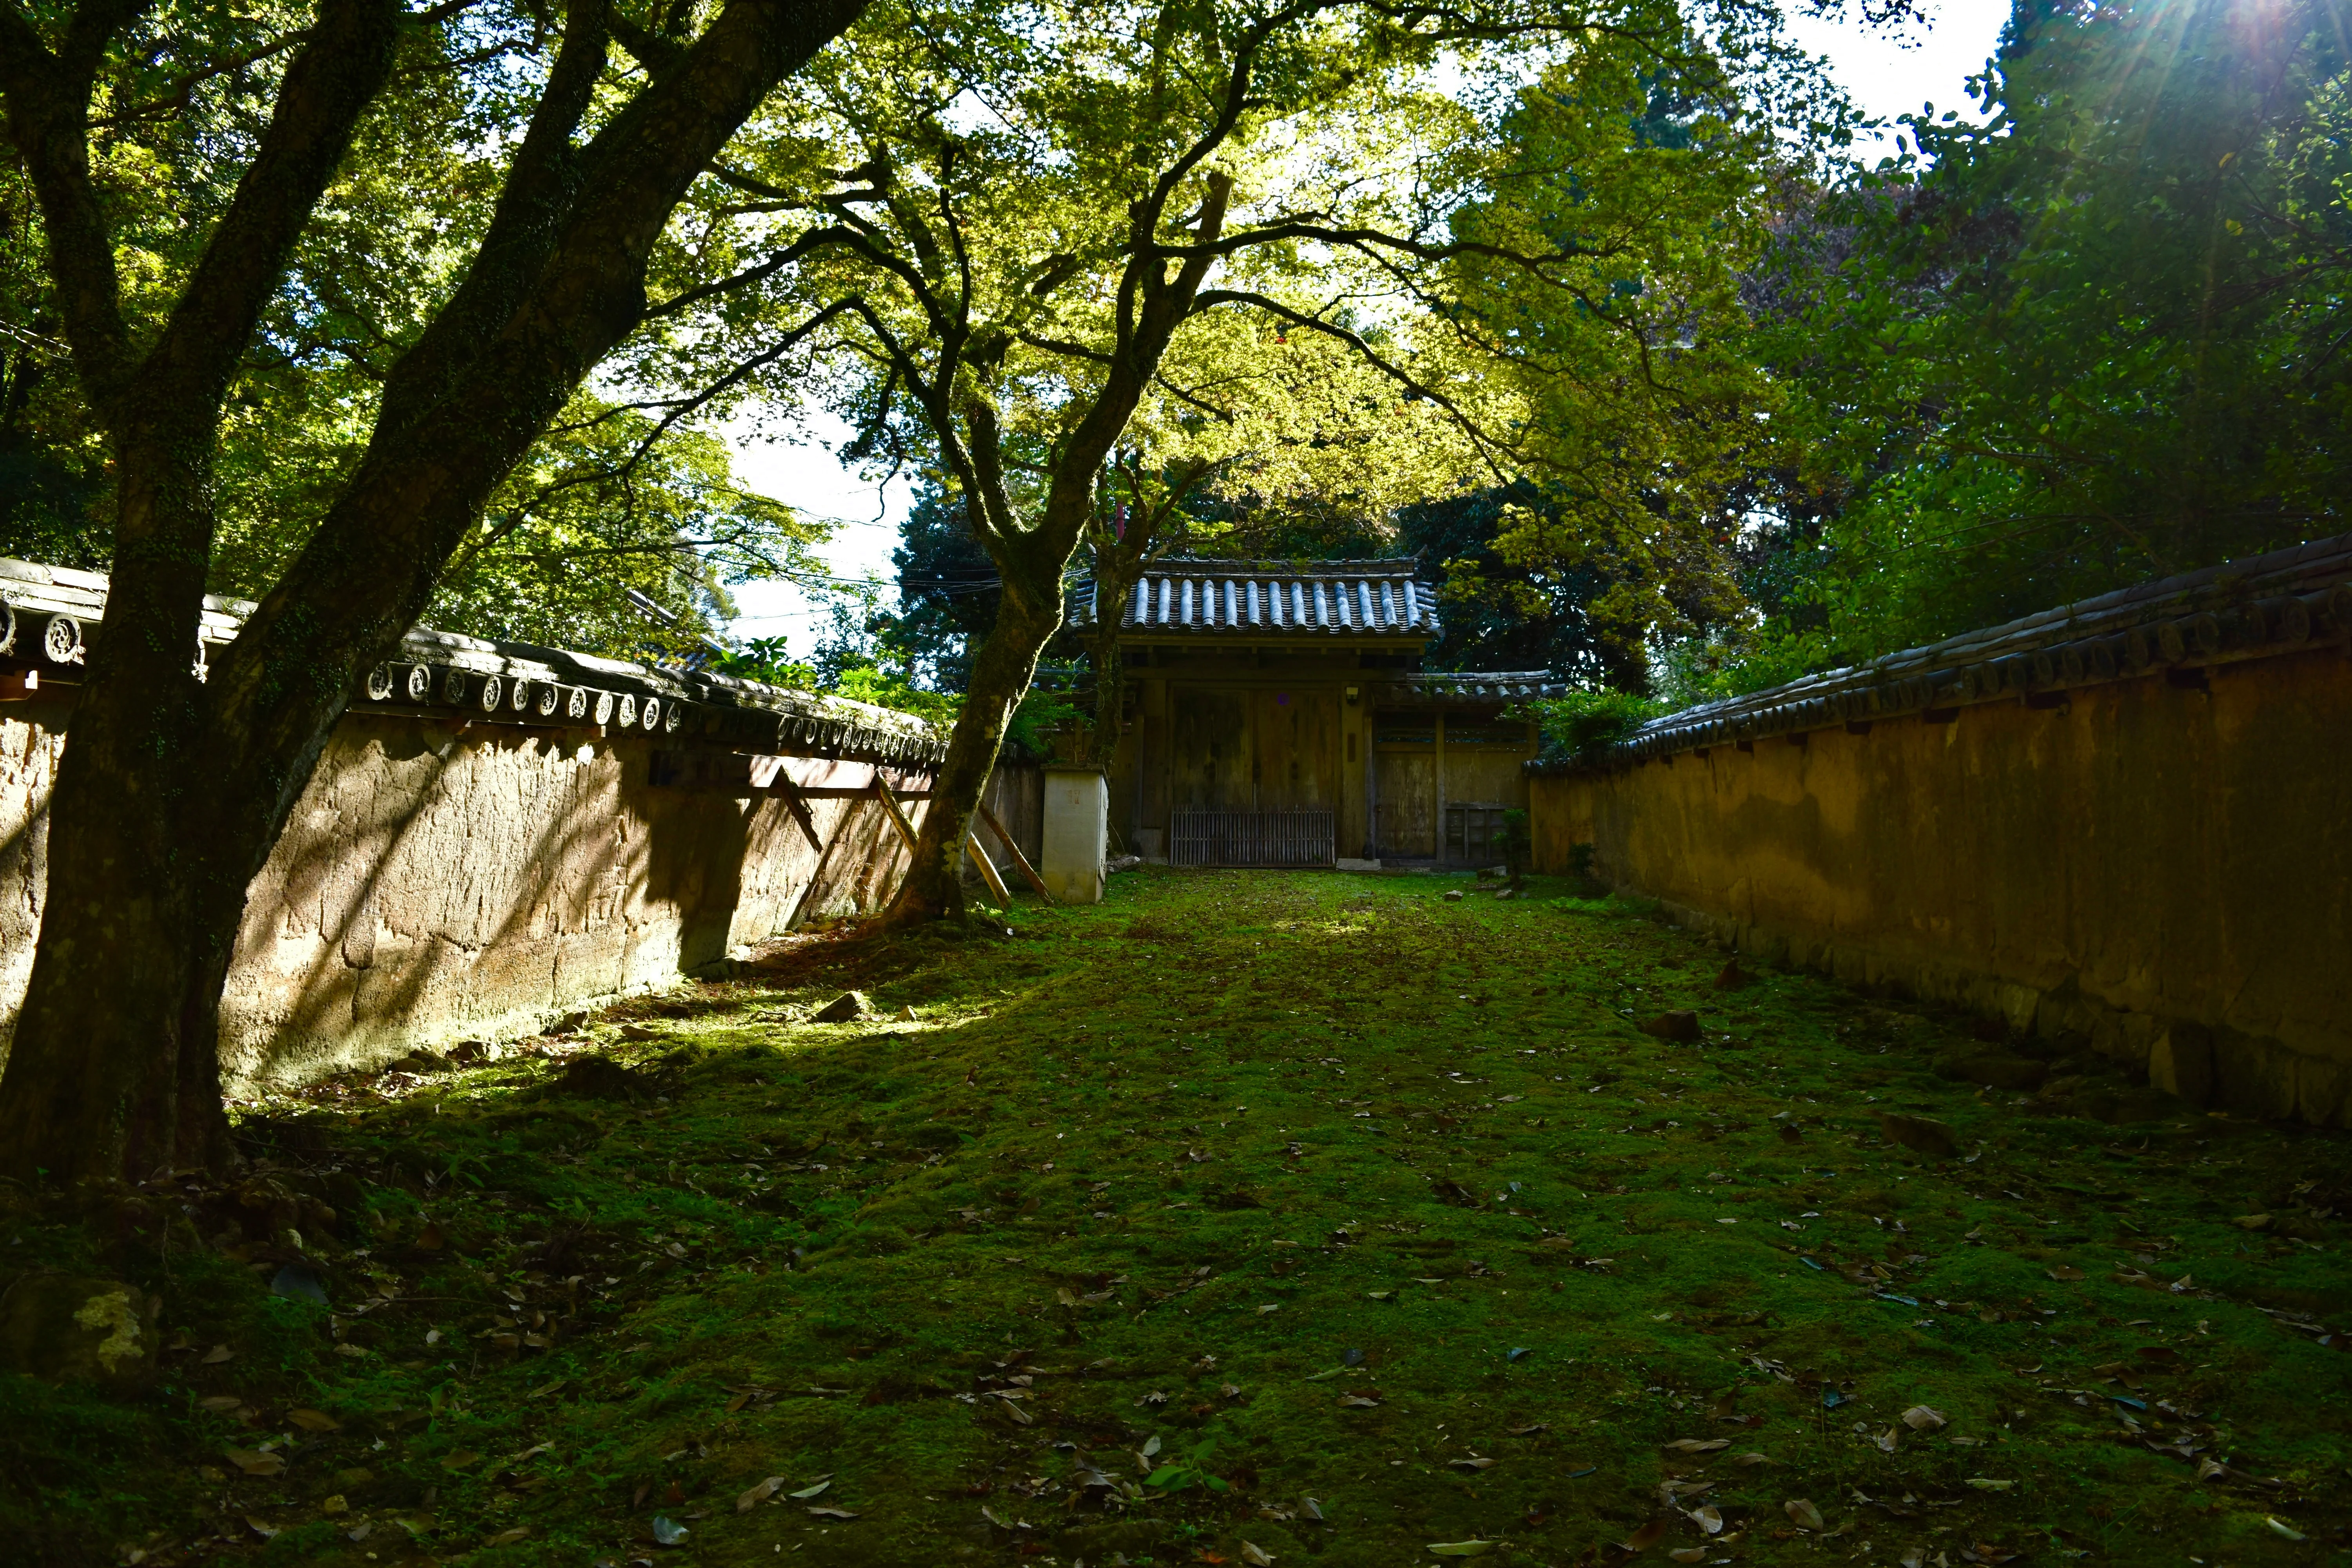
2045, 1265, 2086, 1282
1965, 1479, 2013, 1492
788, 1479, 832, 1500
225, 1449, 284, 1478
1785, 1499, 1824, 1531
651, 1516, 688, 1545
2266, 1517, 2306, 1541
287, 1409, 341, 1434
1239, 1542, 1276, 1564
1662, 1438, 1729, 1454
806, 1505, 859, 1520
1669, 1550, 1705, 1564
1449, 1456, 1495, 1471
1688, 1505, 1722, 1534
1900, 1405, 1946, 1431
202, 1345, 234, 1364
1622, 1517, 1668, 1551
486, 1527, 529, 1547
1426, 1541, 1493, 1557
736, 1477, 786, 1511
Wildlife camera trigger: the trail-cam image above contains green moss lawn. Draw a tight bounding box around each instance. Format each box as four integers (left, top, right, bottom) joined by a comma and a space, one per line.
9, 871, 2351, 1567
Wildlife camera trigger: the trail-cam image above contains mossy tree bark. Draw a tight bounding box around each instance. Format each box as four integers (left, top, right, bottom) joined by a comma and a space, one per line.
0, 0, 869, 1185
882, 177, 1234, 925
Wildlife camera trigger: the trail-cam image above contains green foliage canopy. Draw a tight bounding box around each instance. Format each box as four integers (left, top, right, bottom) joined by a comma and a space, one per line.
1728, 0, 2352, 693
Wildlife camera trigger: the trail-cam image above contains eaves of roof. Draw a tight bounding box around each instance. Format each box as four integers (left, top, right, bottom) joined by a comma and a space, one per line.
1526, 532, 2352, 775
0, 557, 944, 764
1067, 558, 1441, 641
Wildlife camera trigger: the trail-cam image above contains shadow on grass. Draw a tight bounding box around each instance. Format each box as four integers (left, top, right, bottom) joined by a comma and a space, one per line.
5, 869, 2350, 1566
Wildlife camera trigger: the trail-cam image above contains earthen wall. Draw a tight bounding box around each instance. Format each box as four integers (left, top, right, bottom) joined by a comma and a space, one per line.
1529, 646, 2352, 1123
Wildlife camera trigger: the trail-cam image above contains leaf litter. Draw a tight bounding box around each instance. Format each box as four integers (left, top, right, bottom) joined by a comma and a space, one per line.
4, 870, 2350, 1563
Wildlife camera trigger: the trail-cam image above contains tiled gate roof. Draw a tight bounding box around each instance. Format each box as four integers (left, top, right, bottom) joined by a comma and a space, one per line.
1069, 559, 1440, 641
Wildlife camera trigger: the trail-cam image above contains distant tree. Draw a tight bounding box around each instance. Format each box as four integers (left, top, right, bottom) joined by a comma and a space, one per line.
1403, 485, 1744, 688
884, 485, 1001, 693
1742, 0, 2352, 672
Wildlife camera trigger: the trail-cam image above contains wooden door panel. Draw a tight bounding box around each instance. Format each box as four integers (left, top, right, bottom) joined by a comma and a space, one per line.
1375, 753, 1436, 856
1254, 688, 1338, 809
1171, 687, 1254, 809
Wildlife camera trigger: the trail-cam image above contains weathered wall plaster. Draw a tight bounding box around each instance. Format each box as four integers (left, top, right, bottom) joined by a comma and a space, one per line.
1529, 646, 2352, 1125
0, 703, 941, 1091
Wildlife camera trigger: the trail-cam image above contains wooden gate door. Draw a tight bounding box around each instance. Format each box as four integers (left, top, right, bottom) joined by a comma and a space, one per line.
1170, 687, 1254, 810
1252, 687, 1339, 811
1373, 709, 1437, 857
1165, 685, 1338, 866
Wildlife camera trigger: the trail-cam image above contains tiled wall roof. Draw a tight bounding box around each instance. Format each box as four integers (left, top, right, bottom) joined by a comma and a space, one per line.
1530, 533, 2352, 773
0, 558, 944, 764
1069, 559, 1440, 640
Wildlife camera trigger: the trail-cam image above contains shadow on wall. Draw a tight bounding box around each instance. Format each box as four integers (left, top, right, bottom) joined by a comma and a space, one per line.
0, 705, 940, 1089
225, 723, 637, 1085
217, 719, 916, 1089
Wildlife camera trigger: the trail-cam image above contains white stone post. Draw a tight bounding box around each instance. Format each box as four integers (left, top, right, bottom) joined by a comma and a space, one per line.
1041, 766, 1109, 904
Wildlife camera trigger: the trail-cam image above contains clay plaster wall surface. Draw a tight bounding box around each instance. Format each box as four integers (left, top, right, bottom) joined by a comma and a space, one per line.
1529, 646, 2352, 1124
0, 706, 927, 1091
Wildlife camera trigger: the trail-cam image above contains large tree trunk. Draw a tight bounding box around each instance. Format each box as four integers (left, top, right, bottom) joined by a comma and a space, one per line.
0, 0, 405, 1183
0, 0, 869, 1186
888, 563, 1064, 921
1088, 616, 1125, 770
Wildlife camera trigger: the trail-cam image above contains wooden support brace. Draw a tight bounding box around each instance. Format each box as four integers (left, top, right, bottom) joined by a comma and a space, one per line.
773, 777, 825, 853
975, 801, 1053, 904
871, 777, 920, 853
963, 832, 1012, 909
875, 776, 1009, 908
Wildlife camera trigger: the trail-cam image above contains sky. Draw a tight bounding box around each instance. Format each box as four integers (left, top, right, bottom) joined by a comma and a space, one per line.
718, 0, 2017, 650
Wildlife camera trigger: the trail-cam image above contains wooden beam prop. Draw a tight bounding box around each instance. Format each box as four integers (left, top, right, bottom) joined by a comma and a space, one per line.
871, 776, 920, 853
975, 801, 1053, 904
963, 831, 1013, 908
773, 777, 825, 854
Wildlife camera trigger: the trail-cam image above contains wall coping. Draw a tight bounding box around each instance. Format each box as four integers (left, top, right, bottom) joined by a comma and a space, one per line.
1528, 532, 2352, 774
0, 557, 945, 766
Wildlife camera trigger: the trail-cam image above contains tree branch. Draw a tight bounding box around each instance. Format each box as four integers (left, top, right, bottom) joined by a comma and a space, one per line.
370, 0, 612, 443
0, 0, 158, 408
1191, 287, 1517, 481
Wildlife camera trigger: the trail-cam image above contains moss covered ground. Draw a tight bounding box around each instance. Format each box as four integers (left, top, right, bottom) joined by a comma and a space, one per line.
7, 869, 2352, 1568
